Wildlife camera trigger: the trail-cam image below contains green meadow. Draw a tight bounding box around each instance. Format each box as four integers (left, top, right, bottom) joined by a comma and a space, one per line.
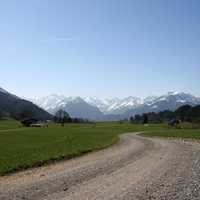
0, 119, 200, 175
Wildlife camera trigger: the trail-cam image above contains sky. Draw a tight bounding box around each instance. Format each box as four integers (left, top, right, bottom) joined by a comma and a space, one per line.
0, 0, 200, 99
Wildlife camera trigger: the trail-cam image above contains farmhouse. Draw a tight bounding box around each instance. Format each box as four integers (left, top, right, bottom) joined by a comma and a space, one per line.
21, 118, 48, 127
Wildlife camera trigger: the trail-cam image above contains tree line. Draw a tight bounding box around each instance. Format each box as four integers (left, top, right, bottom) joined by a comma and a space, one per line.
54, 110, 92, 125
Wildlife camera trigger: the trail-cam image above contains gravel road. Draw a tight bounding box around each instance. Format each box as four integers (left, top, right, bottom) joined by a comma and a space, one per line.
0, 133, 200, 200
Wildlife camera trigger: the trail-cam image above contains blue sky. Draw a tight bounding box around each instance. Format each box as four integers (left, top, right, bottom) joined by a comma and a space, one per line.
0, 0, 200, 98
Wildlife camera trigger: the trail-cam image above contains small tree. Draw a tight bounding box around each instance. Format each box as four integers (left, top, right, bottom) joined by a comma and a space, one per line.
134, 114, 143, 123
129, 116, 134, 123
175, 105, 192, 122
54, 110, 70, 125
0, 110, 2, 120
143, 114, 148, 124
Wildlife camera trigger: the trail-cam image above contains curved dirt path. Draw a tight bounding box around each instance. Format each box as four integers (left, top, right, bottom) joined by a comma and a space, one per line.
0, 133, 200, 200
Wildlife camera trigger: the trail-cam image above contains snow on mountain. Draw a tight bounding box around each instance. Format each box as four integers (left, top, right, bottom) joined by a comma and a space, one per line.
33, 95, 143, 116
33, 94, 67, 111
33, 95, 104, 120
32, 91, 200, 120
84, 97, 108, 113
143, 96, 158, 105
84, 96, 142, 114
105, 97, 142, 114
144, 92, 199, 106
125, 92, 200, 117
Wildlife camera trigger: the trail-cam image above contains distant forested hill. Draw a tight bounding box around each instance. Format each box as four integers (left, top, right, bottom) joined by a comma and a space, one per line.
0, 87, 52, 120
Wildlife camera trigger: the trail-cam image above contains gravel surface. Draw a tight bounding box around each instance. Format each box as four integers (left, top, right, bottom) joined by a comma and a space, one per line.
0, 133, 200, 200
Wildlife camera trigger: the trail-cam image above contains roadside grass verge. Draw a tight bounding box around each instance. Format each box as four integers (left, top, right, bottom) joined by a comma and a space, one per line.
142, 122, 200, 139
142, 129, 200, 140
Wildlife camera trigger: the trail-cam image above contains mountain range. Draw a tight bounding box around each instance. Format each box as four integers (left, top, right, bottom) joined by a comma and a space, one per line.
1, 86, 200, 121
32, 91, 200, 120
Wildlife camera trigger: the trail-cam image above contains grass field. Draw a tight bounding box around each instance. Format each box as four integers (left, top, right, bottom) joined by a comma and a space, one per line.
0, 119, 200, 175
143, 129, 200, 139
0, 118, 22, 130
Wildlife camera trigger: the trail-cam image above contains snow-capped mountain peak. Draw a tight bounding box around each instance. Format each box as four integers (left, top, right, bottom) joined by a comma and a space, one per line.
70, 96, 85, 104
31, 91, 200, 120
167, 91, 180, 96
84, 96, 143, 114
